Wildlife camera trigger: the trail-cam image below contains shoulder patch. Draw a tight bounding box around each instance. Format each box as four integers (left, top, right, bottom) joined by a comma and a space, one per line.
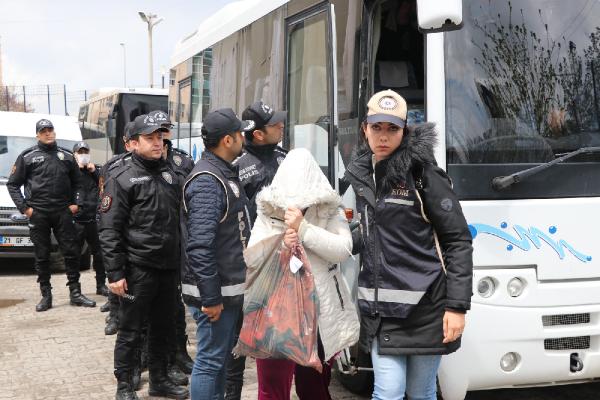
57, 146, 74, 155
162, 171, 173, 184
100, 195, 112, 212
173, 147, 191, 157
57, 152, 65, 160
440, 198, 453, 212
172, 155, 182, 166
228, 180, 240, 198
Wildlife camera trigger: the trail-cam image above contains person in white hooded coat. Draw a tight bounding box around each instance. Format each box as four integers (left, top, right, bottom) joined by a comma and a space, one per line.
243, 148, 360, 400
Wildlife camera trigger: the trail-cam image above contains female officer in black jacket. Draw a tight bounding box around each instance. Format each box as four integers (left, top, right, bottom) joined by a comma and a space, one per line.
344, 90, 473, 400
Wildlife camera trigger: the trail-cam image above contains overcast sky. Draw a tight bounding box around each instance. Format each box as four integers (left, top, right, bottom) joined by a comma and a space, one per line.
0, 0, 234, 115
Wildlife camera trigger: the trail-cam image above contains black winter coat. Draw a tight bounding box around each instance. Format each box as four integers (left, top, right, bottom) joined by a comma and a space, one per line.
232, 141, 287, 222
98, 153, 181, 283
345, 123, 473, 356
7, 141, 83, 214
74, 166, 100, 223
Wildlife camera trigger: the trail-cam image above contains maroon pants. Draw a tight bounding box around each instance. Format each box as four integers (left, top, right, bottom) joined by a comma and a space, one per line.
256, 358, 332, 400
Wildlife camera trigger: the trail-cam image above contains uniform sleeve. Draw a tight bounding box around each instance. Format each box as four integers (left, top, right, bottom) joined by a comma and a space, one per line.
6, 154, 28, 214
298, 207, 353, 264
98, 176, 130, 283
421, 164, 473, 312
184, 174, 226, 307
69, 159, 84, 207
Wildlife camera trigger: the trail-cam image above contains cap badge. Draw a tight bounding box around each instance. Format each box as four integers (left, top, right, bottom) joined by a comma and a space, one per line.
228, 181, 240, 198
260, 103, 273, 116
162, 172, 173, 184
100, 195, 112, 212
378, 96, 398, 110
143, 115, 157, 125
154, 112, 168, 122
246, 120, 256, 131
173, 155, 182, 166
57, 152, 65, 160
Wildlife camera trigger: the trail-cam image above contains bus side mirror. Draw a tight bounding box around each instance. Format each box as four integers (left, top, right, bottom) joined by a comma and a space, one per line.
416, 0, 463, 33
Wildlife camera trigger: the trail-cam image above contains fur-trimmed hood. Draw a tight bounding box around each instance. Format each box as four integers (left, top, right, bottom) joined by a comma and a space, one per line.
348, 122, 438, 192
256, 148, 342, 218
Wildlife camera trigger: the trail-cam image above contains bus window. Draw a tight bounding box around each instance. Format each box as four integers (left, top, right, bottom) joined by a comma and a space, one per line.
286, 6, 333, 181
370, 0, 425, 124
445, 0, 600, 199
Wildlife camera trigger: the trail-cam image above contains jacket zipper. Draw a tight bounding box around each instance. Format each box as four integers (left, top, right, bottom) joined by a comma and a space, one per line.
332, 275, 345, 310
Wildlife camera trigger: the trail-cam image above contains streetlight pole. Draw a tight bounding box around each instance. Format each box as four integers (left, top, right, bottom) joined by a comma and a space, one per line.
138, 12, 163, 88
161, 65, 166, 89
120, 43, 127, 88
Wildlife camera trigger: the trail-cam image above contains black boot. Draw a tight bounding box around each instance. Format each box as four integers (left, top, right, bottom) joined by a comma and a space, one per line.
149, 374, 189, 399
175, 334, 194, 374
105, 316, 118, 335
115, 380, 139, 400
36, 286, 52, 312
100, 301, 110, 312
167, 363, 189, 386
69, 282, 96, 307
96, 284, 110, 296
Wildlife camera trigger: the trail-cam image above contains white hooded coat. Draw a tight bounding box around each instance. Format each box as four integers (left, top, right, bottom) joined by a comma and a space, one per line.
244, 148, 360, 361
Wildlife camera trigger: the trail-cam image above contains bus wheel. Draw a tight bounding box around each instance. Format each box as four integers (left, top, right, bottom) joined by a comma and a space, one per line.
333, 345, 374, 395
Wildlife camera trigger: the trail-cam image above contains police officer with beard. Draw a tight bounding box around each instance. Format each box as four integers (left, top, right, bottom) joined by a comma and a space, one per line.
225, 101, 286, 399
7, 119, 96, 311
99, 114, 189, 400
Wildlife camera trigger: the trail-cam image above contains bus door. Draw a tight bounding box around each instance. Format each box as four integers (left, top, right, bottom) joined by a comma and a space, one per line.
176, 77, 192, 155
363, 0, 425, 126
285, 2, 338, 187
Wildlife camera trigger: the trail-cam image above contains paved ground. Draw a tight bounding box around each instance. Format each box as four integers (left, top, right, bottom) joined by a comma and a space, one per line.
1, 260, 599, 400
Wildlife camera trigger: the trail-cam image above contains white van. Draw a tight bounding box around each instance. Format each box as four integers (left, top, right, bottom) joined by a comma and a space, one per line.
0, 111, 86, 264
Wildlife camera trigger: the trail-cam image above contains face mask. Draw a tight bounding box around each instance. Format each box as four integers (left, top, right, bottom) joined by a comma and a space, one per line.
77, 154, 91, 165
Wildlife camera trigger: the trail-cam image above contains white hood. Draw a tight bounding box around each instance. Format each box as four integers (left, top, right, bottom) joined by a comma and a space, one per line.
256, 148, 341, 216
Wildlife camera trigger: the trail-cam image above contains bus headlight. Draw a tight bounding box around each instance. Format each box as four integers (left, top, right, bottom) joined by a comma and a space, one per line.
507, 277, 525, 297
477, 277, 496, 298
500, 352, 520, 372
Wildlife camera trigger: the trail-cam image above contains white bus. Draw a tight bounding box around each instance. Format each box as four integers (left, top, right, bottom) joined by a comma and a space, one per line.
78, 88, 168, 164
169, 0, 600, 398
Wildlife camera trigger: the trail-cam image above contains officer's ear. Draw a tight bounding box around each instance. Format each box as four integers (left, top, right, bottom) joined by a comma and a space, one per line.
251, 129, 266, 144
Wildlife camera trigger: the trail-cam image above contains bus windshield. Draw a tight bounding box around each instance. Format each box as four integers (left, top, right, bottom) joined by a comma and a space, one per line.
444, 0, 600, 199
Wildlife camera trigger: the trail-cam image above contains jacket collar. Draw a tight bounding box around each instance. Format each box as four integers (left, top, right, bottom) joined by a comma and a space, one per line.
202, 150, 239, 179
244, 140, 278, 159
132, 152, 164, 171
38, 141, 57, 152
347, 122, 437, 194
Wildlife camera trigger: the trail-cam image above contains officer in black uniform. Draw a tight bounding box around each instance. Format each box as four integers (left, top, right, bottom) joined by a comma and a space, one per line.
149, 110, 195, 378
149, 110, 194, 180
7, 119, 96, 311
225, 101, 287, 399
99, 114, 188, 400
100, 125, 134, 327
72, 141, 109, 297
233, 100, 287, 222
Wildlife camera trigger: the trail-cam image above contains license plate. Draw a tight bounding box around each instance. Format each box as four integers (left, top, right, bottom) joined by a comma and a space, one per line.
0, 236, 33, 247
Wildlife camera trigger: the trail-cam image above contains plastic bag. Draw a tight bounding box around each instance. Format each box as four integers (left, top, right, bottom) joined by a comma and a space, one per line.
234, 239, 321, 372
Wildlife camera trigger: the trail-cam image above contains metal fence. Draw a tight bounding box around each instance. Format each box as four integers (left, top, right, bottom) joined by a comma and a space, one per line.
0, 84, 89, 116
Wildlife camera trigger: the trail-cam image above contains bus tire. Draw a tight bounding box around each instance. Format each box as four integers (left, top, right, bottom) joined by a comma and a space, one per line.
333, 346, 374, 395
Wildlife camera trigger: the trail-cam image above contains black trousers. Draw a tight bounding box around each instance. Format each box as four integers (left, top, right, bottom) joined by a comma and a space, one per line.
114, 264, 176, 380
225, 307, 246, 399
74, 220, 106, 286
28, 208, 80, 288
168, 269, 188, 359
